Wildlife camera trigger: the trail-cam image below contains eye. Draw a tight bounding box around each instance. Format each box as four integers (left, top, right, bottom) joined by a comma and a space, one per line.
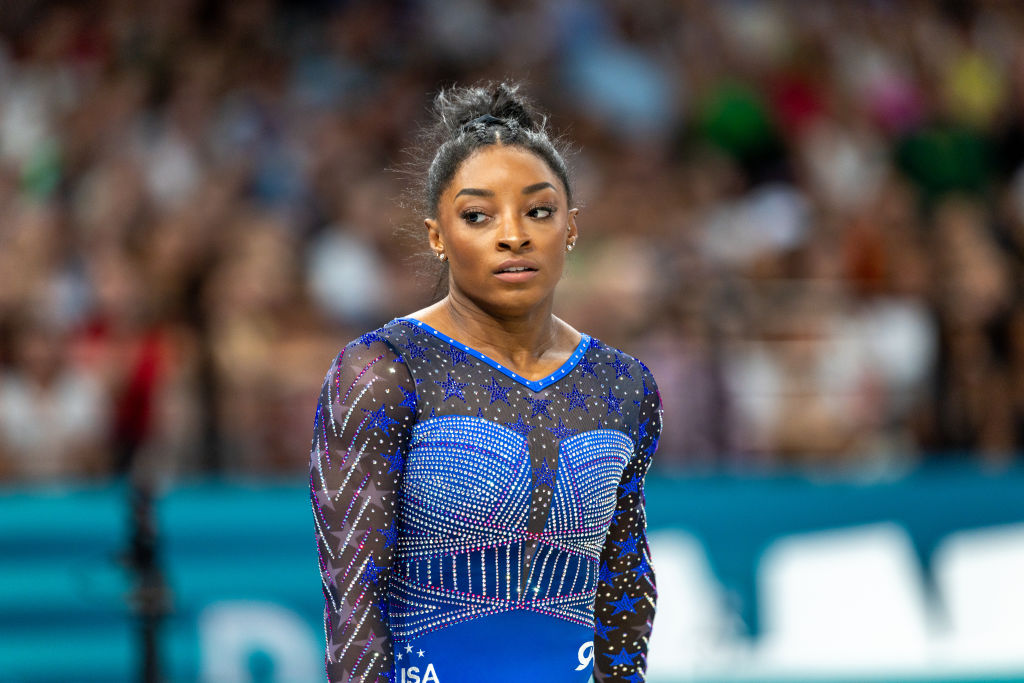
460, 210, 488, 224
528, 206, 556, 219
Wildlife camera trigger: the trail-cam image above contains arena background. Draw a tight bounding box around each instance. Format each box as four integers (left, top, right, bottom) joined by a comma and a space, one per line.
2, 1, 1024, 681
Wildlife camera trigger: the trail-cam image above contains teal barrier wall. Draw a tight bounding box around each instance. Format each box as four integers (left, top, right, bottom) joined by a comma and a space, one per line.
2, 465, 1023, 682
0, 481, 135, 681
644, 466, 1024, 637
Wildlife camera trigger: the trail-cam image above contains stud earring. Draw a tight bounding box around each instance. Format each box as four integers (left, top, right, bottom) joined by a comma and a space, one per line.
566, 241, 575, 252
438, 251, 447, 262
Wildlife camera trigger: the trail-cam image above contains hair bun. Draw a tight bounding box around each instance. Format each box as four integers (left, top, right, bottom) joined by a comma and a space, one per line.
433, 81, 542, 137
486, 82, 537, 130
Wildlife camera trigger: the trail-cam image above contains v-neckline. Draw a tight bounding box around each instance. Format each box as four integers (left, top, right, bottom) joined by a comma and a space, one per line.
394, 317, 590, 392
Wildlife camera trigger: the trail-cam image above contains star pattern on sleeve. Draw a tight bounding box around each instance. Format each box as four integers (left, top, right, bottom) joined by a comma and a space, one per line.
613, 533, 640, 557
384, 447, 404, 475
637, 418, 649, 443
402, 339, 429, 360
397, 386, 418, 411
598, 560, 622, 584
606, 646, 638, 667
594, 619, 618, 641
621, 473, 641, 496
592, 361, 661, 683
608, 593, 642, 616
633, 550, 653, 579
362, 406, 399, 432
358, 332, 382, 348
355, 629, 390, 656
605, 355, 634, 380
640, 371, 654, 396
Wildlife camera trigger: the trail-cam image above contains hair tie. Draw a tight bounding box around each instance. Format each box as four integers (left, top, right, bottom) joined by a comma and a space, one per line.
460, 113, 510, 141
461, 114, 504, 131
504, 117, 520, 141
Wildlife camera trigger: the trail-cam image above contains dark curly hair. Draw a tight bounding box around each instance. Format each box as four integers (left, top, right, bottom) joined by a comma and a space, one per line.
419, 81, 573, 216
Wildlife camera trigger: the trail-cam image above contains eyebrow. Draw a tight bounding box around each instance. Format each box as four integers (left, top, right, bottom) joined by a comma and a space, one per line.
453, 182, 556, 200
454, 188, 493, 198
522, 182, 556, 194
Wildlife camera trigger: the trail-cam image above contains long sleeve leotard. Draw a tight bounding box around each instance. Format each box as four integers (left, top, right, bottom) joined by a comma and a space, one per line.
310, 318, 661, 683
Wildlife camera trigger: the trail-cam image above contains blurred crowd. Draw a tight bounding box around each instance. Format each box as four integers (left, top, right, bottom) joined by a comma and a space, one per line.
1, 0, 1024, 483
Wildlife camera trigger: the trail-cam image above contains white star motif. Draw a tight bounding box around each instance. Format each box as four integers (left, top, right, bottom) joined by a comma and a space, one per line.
417, 649, 425, 657
396, 653, 403, 661
405, 644, 413, 653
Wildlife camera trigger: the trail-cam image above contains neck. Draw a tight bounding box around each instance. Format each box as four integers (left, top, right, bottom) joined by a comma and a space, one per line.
441, 289, 559, 363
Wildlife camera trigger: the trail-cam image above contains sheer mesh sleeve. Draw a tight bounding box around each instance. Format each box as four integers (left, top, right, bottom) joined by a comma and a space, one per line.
593, 366, 661, 683
309, 336, 415, 682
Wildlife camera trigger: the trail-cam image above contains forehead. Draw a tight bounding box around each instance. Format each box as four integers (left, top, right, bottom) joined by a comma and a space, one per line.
447, 145, 563, 196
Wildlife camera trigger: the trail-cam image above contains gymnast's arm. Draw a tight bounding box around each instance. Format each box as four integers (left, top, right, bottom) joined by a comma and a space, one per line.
309, 337, 415, 682
592, 366, 662, 683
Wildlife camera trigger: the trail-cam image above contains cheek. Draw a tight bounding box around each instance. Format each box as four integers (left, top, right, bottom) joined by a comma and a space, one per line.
445, 234, 489, 274
542, 230, 569, 259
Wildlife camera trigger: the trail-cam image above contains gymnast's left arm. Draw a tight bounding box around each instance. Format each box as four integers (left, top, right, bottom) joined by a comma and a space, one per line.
592, 365, 662, 683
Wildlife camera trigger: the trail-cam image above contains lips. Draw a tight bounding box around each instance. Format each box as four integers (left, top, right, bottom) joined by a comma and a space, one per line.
494, 259, 540, 282
494, 259, 539, 274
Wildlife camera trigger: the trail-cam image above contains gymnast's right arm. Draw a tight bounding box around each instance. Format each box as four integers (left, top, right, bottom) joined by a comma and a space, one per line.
309, 336, 415, 682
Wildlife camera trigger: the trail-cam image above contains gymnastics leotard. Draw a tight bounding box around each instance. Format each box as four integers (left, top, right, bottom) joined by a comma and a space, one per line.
309, 317, 661, 682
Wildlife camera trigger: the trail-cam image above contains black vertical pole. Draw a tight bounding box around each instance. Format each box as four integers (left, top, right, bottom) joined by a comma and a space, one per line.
122, 446, 169, 683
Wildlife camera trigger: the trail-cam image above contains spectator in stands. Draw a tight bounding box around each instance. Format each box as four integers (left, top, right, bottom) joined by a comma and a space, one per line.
0, 309, 109, 481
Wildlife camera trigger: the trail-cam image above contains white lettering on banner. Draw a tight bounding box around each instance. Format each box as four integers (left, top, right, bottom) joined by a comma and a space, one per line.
757, 523, 931, 670
400, 663, 439, 683
646, 526, 1024, 679
575, 641, 594, 670
197, 600, 320, 682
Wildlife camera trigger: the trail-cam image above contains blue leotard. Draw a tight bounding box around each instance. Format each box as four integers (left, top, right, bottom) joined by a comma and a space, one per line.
310, 318, 661, 682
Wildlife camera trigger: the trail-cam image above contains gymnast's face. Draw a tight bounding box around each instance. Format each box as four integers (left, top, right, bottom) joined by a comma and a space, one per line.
425, 144, 578, 318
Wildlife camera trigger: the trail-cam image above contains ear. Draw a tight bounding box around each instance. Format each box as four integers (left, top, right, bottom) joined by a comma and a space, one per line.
567, 207, 579, 244
425, 217, 444, 256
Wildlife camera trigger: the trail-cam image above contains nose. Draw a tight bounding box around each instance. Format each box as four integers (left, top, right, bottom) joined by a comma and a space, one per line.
496, 212, 531, 251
